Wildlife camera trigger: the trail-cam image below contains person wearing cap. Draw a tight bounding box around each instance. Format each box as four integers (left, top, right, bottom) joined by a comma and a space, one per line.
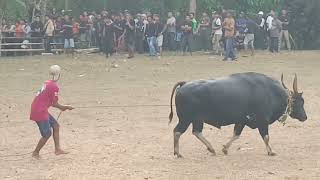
30, 65, 73, 159
255, 11, 266, 50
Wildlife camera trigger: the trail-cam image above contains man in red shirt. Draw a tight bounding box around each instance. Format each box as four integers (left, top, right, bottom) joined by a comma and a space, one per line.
30, 65, 73, 159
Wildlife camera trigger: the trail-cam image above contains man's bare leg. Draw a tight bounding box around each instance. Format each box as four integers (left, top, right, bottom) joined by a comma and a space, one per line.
53, 123, 68, 155
32, 136, 50, 159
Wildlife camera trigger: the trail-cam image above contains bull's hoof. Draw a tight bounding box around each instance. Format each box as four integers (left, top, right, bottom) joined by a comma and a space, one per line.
174, 152, 183, 158
207, 148, 216, 155
222, 145, 228, 155
268, 152, 277, 156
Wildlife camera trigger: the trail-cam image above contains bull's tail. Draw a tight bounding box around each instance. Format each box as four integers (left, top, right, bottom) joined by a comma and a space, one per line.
169, 81, 186, 124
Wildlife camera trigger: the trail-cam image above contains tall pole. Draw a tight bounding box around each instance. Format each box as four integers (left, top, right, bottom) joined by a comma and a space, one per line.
65, 0, 69, 10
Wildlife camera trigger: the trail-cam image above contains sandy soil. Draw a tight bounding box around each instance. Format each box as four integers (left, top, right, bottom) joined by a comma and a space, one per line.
0, 51, 319, 180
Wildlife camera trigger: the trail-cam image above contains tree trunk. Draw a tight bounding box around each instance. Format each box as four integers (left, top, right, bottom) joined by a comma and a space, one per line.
189, 0, 196, 14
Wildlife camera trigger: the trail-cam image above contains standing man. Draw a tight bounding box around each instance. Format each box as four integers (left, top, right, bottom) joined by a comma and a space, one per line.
269, 15, 282, 53
198, 12, 211, 52
102, 16, 116, 58
31, 16, 43, 38
266, 10, 275, 50
135, 14, 146, 54
222, 11, 236, 61
211, 11, 223, 55
279, 9, 291, 51
124, 13, 135, 59
62, 15, 75, 56
30, 65, 73, 159
255, 11, 266, 50
175, 12, 184, 52
189, 13, 198, 34
181, 15, 193, 56
165, 12, 176, 51
113, 13, 125, 54
44, 15, 55, 53
145, 16, 157, 56
243, 16, 258, 56
154, 14, 165, 56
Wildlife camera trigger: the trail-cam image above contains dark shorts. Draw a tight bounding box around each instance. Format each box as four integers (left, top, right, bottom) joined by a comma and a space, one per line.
36, 114, 58, 138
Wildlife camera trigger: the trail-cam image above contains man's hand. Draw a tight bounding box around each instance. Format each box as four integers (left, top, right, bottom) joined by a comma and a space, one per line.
61, 105, 74, 111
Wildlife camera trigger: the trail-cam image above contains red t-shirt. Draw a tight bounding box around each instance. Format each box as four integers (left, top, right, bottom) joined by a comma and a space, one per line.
30, 80, 59, 121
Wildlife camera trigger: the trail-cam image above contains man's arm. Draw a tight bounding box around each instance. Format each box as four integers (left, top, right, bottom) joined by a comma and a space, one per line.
52, 102, 74, 111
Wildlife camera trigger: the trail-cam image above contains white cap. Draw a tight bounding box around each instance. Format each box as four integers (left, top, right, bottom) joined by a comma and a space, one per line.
49, 65, 61, 81
258, 11, 264, 15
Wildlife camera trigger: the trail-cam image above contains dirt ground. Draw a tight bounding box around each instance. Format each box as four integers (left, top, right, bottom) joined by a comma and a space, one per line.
0, 51, 319, 180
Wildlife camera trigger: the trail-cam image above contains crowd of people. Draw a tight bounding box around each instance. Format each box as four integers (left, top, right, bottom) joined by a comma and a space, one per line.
0, 8, 292, 60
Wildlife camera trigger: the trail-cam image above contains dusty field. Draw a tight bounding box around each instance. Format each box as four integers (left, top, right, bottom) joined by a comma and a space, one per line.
0, 51, 319, 180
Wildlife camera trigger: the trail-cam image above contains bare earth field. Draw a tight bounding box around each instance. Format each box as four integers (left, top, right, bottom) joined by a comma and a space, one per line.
0, 51, 319, 180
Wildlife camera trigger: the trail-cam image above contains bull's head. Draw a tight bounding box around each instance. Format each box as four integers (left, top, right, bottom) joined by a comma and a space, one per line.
281, 74, 307, 122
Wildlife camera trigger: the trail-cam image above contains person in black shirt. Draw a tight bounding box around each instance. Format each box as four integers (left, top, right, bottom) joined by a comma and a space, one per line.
113, 14, 125, 53
181, 15, 193, 55
31, 16, 43, 37
124, 13, 135, 59
94, 14, 103, 52
145, 16, 157, 56
244, 16, 258, 56
62, 15, 75, 56
278, 9, 291, 50
135, 15, 145, 54
153, 14, 165, 56
101, 17, 115, 57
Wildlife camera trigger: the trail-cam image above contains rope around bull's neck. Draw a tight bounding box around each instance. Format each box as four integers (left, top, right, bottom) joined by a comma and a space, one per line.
278, 90, 293, 126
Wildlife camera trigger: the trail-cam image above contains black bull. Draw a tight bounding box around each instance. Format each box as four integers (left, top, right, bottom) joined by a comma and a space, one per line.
169, 72, 307, 158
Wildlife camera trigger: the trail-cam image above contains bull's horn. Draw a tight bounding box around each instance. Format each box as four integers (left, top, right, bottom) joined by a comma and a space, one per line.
281, 73, 288, 89
293, 73, 298, 93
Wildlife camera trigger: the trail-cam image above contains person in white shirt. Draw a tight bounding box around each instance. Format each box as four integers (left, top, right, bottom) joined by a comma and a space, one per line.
165, 12, 176, 51
266, 10, 275, 50
211, 11, 223, 55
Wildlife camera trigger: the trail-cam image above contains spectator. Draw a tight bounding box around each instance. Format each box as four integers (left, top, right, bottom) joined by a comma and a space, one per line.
23, 20, 32, 38
279, 9, 291, 51
51, 8, 59, 19
15, 20, 24, 38
212, 11, 223, 55
154, 14, 165, 56
189, 12, 198, 34
124, 13, 135, 59
181, 15, 193, 55
175, 11, 184, 52
145, 16, 157, 56
223, 11, 236, 61
53, 16, 64, 47
31, 16, 43, 37
255, 11, 266, 49
62, 15, 75, 56
94, 14, 103, 52
135, 14, 145, 54
102, 16, 116, 58
236, 12, 247, 35
269, 15, 282, 53
198, 12, 211, 52
113, 13, 125, 53
243, 16, 258, 56
79, 14, 88, 42
165, 12, 176, 51
72, 17, 80, 40
266, 10, 275, 50
44, 15, 55, 53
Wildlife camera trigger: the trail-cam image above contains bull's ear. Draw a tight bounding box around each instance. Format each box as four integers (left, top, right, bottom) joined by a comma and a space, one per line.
293, 73, 298, 93
281, 73, 288, 89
